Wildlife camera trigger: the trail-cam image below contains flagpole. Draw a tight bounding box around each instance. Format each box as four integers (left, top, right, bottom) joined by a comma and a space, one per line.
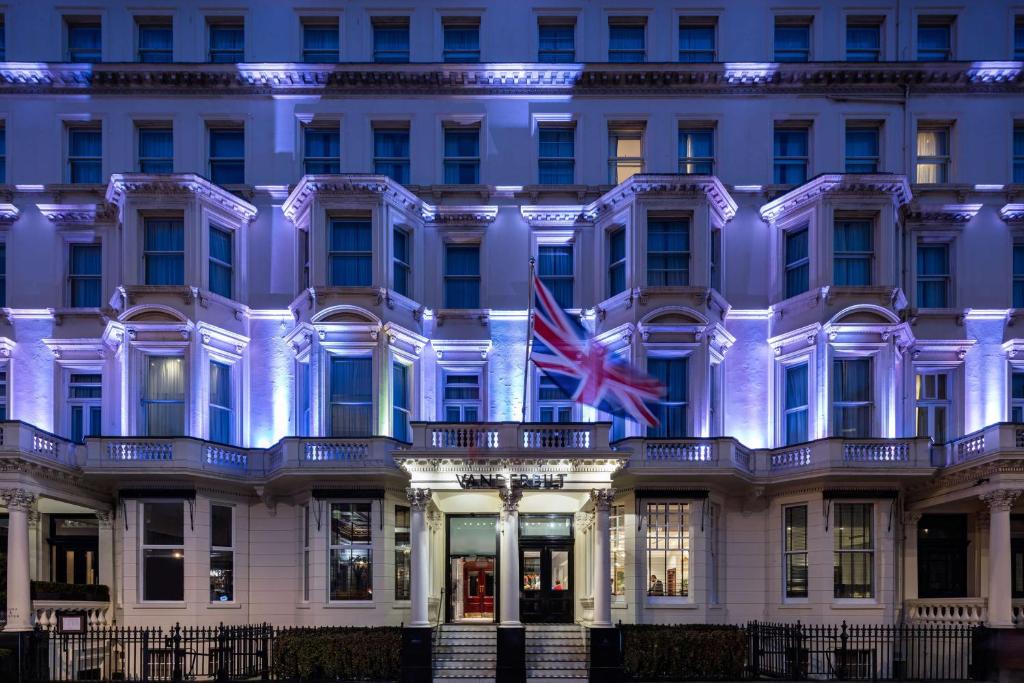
521, 257, 536, 423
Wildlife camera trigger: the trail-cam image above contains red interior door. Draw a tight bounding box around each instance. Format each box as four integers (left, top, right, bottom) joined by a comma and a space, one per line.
462, 560, 494, 617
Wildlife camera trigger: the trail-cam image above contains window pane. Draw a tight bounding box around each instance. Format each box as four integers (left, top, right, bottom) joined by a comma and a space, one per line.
539, 24, 574, 62
775, 24, 810, 62
374, 23, 410, 63
329, 220, 372, 286
303, 24, 339, 62
648, 358, 687, 438
329, 357, 373, 436
144, 502, 183, 546
144, 356, 185, 437
143, 549, 184, 601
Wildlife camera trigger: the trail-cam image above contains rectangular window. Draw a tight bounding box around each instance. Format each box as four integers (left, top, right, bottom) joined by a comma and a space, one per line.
538, 125, 575, 185
68, 372, 102, 444
537, 373, 573, 423
1016, 18, 1024, 60
443, 18, 479, 63
393, 362, 411, 442
775, 18, 811, 62
141, 502, 184, 601
143, 356, 185, 437
329, 356, 373, 437
846, 18, 881, 62
784, 505, 809, 598
144, 218, 184, 286
209, 20, 244, 63
538, 244, 573, 309
834, 503, 874, 599
784, 225, 809, 299
210, 504, 234, 602
1012, 372, 1024, 423
297, 361, 311, 437
0, 243, 6, 309
209, 361, 233, 444
138, 126, 173, 173
394, 506, 411, 600
608, 124, 644, 184
832, 358, 872, 438
648, 357, 687, 438
373, 17, 410, 63
209, 225, 233, 299
1015, 243, 1024, 309
374, 126, 410, 184
647, 218, 690, 287
608, 227, 627, 297
678, 128, 714, 175
645, 502, 689, 598
611, 504, 625, 596
329, 502, 373, 601
917, 242, 950, 308
69, 243, 102, 308
784, 363, 809, 445
328, 219, 372, 287
678, 19, 715, 62
834, 220, 873, 286
67, 18, 101, 62
137, 19, 172, 63
609, 19, 645, 62
918, 17, 952, 61
304, 125, 340, 174
443, 125, 480, 184
208, 126, 244, 184
708, 503, 720, 604
538, 20, 574, 62
301, 504, 310, 601
709, 228, 721, 292
916, 126, 949, 184
67, 125, 102, 184
443, 372, 481, 423
916, 372, 951, 444
0, 16, 5, 61
1014, 125, 1024, 184
0, 364, 7, 420
774, 125, 808, 185
302, 20, 339, 62
393, 227, 411, 297
0, 123, 5, 184
444, 244, 480, 308
845, 125, 879, 173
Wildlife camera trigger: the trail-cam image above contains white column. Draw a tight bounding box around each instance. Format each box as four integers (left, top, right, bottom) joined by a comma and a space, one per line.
406, 488, 432, 628
591, 489, 615, 628
498, 487, 522, 626
981, 490, 1020, 627
903, 512, 922, 601
3, 489, 37, 631
97, 511, 115, 619
27, 509, 40, 583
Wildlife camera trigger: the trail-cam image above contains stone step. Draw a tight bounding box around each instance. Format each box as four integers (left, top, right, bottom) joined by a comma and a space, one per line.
525, 636, 584, 644
528, 668, 588, 676
442, 625, 498, 631
527, 660, 587, 669
525, 646, 588, 653
527, 677, 587, 683
435, 654, 498, 663
434, 675, 495, 683
436, 663, 499, 671
435, 646, 499, 655
438, 637, 498, 645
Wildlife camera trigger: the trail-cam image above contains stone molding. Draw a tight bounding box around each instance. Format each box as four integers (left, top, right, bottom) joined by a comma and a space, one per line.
980, 489, 1021, 512
105, 173, 258, 223
405, 487, 433, 511
498, 487, 523, 513
760, 174, 912, 224
0, 488, 37, 512
590, 488, 617, 512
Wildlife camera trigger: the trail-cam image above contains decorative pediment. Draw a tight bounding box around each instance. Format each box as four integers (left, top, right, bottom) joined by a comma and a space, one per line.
105, 173, 257, 224
769, 323, 822, 356
760, 174, 912, 224
36, 203, 116, 225
828, 304, 901, 327
905, 203, 982, 226
520, 205, 596, 227
310, 304, 382, 327
0, 336, 14, 357
282, 174, 421, 227
589, 174, 737, 224
432, 338, 492, 360
383, 322, 427, 357
119, 304, 190, 325
912, 338, 975, 361
196, 322, 250, 357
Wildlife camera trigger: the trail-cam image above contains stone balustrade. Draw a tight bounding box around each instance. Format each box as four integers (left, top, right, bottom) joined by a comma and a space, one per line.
942, 423, 1024, 467
905, 598, 989, 625
33, 601, 113, 630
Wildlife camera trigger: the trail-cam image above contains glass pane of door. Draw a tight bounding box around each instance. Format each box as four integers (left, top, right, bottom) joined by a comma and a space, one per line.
523, 550, 541, 592
550, 550, 569, 591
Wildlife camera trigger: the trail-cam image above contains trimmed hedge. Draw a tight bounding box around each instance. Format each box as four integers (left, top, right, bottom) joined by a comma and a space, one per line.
621, 624, 747, 681
29, 581, 110, 602
272, 627, 401, 681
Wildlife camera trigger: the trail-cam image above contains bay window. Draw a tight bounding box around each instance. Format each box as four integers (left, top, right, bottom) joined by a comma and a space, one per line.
608, 227, 626, 297
832, 358, 872, 438
916, 371, 952, 444
538, 244, 573, 309
1015, 125, 1024, 185
329, 356, 373, 437
784, 505, 808, 598
648, 357, 687, 438
784, 225, 809, 298
141, 501, 184, 601
443, 371, 481, 423
208, 361, 233, 444
444, 244, 480, 309
393, 227, 411, 297
328, 219, 372, 287
645, 502, 689, 598
68, 372, 102, 444
142, 356, 185, 437
647, 218, 690, 287
0, 365, 7, 420
329, 502, 373, 601
833, 503, 874, 599
395, 506, 411, 600
1015, 243, 1024, 309
210, 504, 234, 602
209, 225, 233, 298
144, 218, 185, 286
69, 243, 102, 307
783, 362, 809, 445
833, 219, 873, 286
392, 362, 411, 442
916, 241, 950, 308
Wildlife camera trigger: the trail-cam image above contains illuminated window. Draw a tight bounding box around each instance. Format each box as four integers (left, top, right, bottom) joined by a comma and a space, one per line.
915, 126, 950, 184
611, 505, 625, 596
784, 505, 808, 598
645, 502, 689, 598
329, 502, 373, 601
142, 356, 185, 437
443, 371, 481, 423
916, 371, 952, 444
608, 123, 644, 184
833, 503, 874, 599
141, 502, 184, 601
210, 504, 234, 602
395, 506, 411, 600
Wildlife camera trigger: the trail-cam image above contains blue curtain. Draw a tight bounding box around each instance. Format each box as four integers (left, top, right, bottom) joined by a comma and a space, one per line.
773, 129, 808, 184
393, 228, 411, 296
834, 221, 872, 286
209, 226, 233, 298
144, 356, 185, 437
330, 357, 373, 436
678, 130, 713, 173
445, 245, 480, 308
443, 129, 479, 184
1015, 128, 1024, 184
69, 24, 101, 62
833, 359, 871, 438
303, 26, 339, 61
608, 229, 626, 296
443, 26, 479, 62
678, 26, 714, 62
209, 361, 232, 443
392, 363, 410, 442
538, 245, 573, 308
145, 219, 185, 285
139, 25, 172, 62
774, 25, 809, 62
209, 129, 244, 183
70, 244, 102, 307
648, 357, 687, 438
916, 244, 949, 308
539, 25, 574, 61
328, 220, 372, 286
304, 129, 340, 173
785, 363, 809, 444
918, 25, 950, 61
538, 128, 575, 184
374, 26, 409, 62
374, 129, 410, 182
647, 220, 690, 286
69, 129, 102, 183
0, 244, 5, 307
0, 126, 5, 183
845, 129, 879, 172
210, 26, 244, 62
1015, 245, 1024, 308
609, 26, 644, 62
846, 25, 879, 61
139, 128, 173, 173
784, 227, 809, 297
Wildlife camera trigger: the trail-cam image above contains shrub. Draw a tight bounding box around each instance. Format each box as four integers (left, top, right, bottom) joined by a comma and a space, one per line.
272, 627, 401, 681
621, 624, 747, 681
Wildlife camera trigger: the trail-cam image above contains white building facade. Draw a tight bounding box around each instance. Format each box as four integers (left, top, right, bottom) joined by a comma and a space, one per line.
0, 0, 1021, 640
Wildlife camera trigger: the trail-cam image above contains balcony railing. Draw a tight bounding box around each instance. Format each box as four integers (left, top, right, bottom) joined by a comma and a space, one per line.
407, 421, 611, 454
0, 421, 80, 467
86, 437, 257, 476
941, 423, 1024, 467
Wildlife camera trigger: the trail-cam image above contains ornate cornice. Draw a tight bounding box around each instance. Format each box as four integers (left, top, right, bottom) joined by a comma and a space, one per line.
980, 489, 1021, 512
760, 174, 912, 224
0, 488, 37, 512
905, 203, 982, 225
95, 511, 114, 529
520, 205, 595, 226
499, 486, 523, 513
590, 174, 737, 223
1, 62, 1022, 96
422, 204, 498, 226
1001, 203, 1024, 223
36, 203, 116, 225
405, 487, 432, 511
282, 174, 422, 225
105, 173, 258, 223
0, 203, 19, 224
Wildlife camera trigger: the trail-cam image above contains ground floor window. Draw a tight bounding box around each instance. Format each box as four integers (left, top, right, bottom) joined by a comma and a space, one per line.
210, 504, 234, 603
329, 502, 373, 601
141, 501, 184, 602
645, 502, 689, 598
833, 503, 874, 599
395, 505, 411, 600
611, 504, 625, 596
784, 504, 809, 599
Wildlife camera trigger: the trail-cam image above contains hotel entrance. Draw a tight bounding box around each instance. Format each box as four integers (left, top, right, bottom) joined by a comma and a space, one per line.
519, 514, 573, 623
446, 515, 498, 622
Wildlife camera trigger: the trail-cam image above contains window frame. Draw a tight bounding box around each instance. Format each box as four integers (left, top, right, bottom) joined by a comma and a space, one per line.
915, 369, 953, 444
139, 500, 186, 604
1014, 240, 1024, 309
537, 123, 576, 185
916, 15, 954, 62
207, 124, 245, 185
783, 504, 809, 600
915, 238, 953, 310
677, 126, 715, 175
915, 124, 951, 185
142, 215, 185, 287
442, 123, 481, 185
536, 241, 575, 310
833, 217, 875, 287
326, 353, 374, 438
441, 17, 480, 63
66, 369, 102, 444
607, 225, 628, 298
608, 123, 645, 185
327, 217, 373, 288
136, 123, 173, 174
783, 361, 810, 446
677, 17, 716, 63
372, 16, 410, 63
301, 17, 340, 63
373, 123, 411, 184
774, 16, 812, 62
646, 354, 690, 439
209, 503, 235, 604
392, 359, 413, 442
1013, 123, 1024, 185
68, 241, 102, 308
65, 16, 102, 63
845, 16, 882, 62
207, 18, 244, 63
327, 500, 374, 603
140, 353, 187, 438
773, 123, 810, 186
441, 367, 484, 423
832, 502, 876, 601
208, 223, 234, 300
136, 17, 172, 63
783, 223, 810, 299
644, 500, 691, 602
831, 356, 874, 439
394, 505, 411, 601
302, 122, 341, 175
301, 503, 311, 602
537, 18, 576, 63
646, 215, 691, 287
392, 225, 412, 298
208, 359, 234, 444
844, 123, 881, 174
608, 17, 646, 63
66, 123, 102, 185
535, 368, 576, 423
443, 241, 481, 309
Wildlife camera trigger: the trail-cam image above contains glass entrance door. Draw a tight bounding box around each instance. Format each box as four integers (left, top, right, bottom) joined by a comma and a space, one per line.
520, 544, 573, 623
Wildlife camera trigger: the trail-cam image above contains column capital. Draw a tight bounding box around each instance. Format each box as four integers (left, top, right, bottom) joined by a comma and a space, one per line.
902, 511, 923, 526
499, 487, 523, 513
27, 510, 41, 530
96, 511, 114, 529
980, 489, 1021, 512
977, 509, 991, 530
0, 489, 37, 512
590, 488, 617, 512
574, 511, 594, 534
405, 487, 433, 511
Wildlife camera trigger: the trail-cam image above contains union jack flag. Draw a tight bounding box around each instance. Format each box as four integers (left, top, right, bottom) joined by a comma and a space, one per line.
530, 275, 665, 427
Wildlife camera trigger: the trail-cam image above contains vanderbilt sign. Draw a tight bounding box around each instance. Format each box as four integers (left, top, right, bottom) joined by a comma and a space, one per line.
456, 473, 567, 490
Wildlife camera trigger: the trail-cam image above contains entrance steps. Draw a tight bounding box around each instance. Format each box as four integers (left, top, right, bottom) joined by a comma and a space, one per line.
434, 624, 497, 682
526, 624, 588, 683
